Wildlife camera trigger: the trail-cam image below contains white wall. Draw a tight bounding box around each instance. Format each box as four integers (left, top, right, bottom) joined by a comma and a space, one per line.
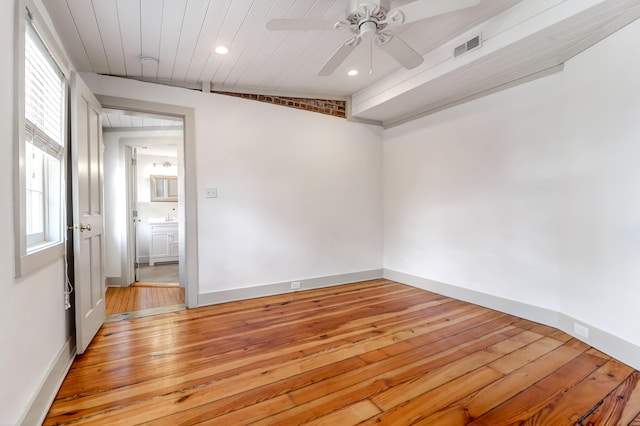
384, 73, 563, 311
0, 1, 73, 424
384, 19, 640, 354
557, 20, 640, 346
103, 131, 125, 276
84, 73, 384, 294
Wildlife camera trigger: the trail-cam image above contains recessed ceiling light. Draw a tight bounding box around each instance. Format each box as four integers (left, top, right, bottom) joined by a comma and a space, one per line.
215, 46, 229, 55
347, 69, 358, 76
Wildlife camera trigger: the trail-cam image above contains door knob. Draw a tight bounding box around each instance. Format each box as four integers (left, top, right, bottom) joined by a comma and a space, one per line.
79, 223, 92, 232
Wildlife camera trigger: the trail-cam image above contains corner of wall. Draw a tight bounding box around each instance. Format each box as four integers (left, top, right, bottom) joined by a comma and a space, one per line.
385, 269, 640, 371
198, 269, 383, 307
19, 337, 76, 425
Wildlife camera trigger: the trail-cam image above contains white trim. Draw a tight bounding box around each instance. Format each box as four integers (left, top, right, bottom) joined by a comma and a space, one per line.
105, 276, 126, 287
198, 269, 384, 307
556, 313, 640, 372
14, 0, 69, 278
384, 269, 559, 326
19, 337, 75, 426
385, 269, 640, 371
19, 242, 65, 276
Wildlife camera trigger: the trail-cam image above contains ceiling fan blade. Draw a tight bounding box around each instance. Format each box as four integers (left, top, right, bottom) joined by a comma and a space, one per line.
318, 37, 360, 76
266, 18, 339, 31
388, 0, 481, 25
376, 32, 424, 70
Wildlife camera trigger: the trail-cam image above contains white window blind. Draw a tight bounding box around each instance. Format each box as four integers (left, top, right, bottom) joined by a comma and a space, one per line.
23, 17, 65, 250
24, 20, 65, 161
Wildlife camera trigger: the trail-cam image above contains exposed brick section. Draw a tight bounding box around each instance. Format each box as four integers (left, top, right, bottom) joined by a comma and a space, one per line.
216, 91, 346, 118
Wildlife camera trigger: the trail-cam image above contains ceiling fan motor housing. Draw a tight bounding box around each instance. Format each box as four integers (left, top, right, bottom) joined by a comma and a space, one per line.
346, 0, 391, 35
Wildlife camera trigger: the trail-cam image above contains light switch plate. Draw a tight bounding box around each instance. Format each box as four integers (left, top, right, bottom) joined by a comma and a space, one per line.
205, 187, 217, 198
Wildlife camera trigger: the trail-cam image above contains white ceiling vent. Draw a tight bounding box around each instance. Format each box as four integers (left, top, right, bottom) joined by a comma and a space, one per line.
454, 34, 482, 58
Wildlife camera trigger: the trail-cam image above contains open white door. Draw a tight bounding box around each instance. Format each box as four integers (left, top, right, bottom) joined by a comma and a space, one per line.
71, 72, 105, 354
132, 148, 140, 283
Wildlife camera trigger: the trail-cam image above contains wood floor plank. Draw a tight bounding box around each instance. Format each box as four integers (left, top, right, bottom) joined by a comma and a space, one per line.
254, 327, 524, 425
105, 288, 116, 314
289, 316, 518, 406
523, 359, 634, 425
304, 399, 381, 425
44, 280, 640, 425
488, 335, 564, 375
49, 294, 459, 418
95, 281, 415, 349
421, 340, 586, 424
130, 358, 367, 425
52, 294, 444, 422
469, 352, 613, 425
581, 371, 640, 425
58, 293, 454, 398
369, 330, 540, 411
363, 367, 504, 425
105, 286, 185, 316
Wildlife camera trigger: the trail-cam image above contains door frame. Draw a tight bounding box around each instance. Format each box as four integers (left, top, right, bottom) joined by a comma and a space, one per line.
98, 95, 199, 308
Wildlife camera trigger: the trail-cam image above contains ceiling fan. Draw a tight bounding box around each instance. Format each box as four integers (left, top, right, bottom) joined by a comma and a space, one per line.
266, 0, 481, 76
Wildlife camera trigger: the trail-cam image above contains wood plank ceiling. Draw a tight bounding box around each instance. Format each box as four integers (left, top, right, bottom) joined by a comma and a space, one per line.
43, 0, 640, 125
101, 109, 183, 128
44, 0, 520, 97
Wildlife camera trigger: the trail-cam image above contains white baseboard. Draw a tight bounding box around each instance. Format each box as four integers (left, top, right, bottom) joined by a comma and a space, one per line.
106, 276, 127, 287
19, 337, 76, 426
198, 269, 384, 307
384, 269, 559, 325
385, 269, 640, 371
556, 313, 640, 372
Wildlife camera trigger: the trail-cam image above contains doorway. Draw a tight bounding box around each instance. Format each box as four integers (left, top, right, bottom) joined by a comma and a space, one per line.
97, 95, 198, 311
102, 108, 187, 319
131, 144, 180, 285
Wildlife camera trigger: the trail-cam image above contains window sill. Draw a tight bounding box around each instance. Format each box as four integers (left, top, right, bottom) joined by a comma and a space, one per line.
17, 241, 65, 278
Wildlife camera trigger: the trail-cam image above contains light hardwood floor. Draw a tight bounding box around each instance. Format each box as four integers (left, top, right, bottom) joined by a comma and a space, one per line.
137, 262, 179, 283
46, 279, 640, 425
106, 285, 185, 316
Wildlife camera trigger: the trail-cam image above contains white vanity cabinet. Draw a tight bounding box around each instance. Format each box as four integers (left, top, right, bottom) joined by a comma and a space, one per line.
148, 221, 179, 266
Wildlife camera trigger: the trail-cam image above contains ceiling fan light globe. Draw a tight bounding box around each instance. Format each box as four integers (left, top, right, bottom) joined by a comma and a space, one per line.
359, 20, 378, 39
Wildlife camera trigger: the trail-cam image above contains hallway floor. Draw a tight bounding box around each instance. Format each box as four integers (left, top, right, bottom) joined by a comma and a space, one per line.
105, 285, 185, 317
137, 262, 179, 283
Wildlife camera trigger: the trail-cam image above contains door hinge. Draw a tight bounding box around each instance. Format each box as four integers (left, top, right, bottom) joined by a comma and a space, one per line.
134, 262, 140, 269
133, 209, 138, 218
131, 158, 137, 166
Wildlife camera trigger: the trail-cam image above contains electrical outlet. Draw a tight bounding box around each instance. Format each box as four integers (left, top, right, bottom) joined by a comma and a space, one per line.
291, 281, 301, 290
574, 323, 589, 339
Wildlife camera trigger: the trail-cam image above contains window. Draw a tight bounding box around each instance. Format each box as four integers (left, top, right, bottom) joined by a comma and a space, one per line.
14, 4, 68, 277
